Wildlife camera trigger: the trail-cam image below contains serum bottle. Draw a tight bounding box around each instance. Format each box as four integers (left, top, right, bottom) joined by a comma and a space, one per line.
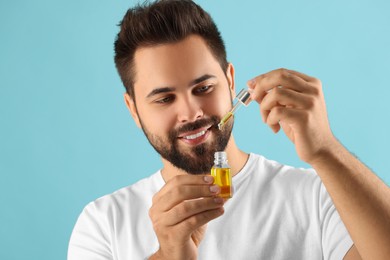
211, 151, 233, 198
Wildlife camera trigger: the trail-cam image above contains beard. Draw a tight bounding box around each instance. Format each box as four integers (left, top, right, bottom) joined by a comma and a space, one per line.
138, 115, 233, 175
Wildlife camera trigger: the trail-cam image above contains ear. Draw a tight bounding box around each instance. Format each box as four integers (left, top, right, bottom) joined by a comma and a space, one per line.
225, 63, 236, 97
124, 93, 142, 129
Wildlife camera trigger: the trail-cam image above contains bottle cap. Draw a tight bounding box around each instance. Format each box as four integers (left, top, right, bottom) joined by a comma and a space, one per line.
214, 151, 227, 163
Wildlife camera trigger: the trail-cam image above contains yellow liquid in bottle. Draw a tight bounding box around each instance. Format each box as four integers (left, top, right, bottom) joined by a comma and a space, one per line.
210, 167, 232, 198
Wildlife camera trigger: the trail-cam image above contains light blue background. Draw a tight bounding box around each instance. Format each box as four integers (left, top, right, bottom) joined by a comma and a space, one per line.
1, 0, 389, 259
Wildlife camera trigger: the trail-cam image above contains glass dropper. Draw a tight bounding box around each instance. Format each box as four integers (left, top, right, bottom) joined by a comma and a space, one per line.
218, 89, 252, 130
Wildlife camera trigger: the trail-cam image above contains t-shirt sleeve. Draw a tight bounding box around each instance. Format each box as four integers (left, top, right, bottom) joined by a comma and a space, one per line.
319, 182, 354, 260
68, 202, 112, 260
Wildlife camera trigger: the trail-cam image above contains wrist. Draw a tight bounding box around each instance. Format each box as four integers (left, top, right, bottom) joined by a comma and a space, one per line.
148, 250, 162, 260
307, 138, 343, 168
149, 248, 169, 260
149, 248, 197, 260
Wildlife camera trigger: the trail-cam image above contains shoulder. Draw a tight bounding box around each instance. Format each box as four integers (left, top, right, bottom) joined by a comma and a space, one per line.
68, 173, 163, 258
246, 153, 322, 193
247, 153, 317, 176
241, 153, 332, 220
83, 171, 164, 216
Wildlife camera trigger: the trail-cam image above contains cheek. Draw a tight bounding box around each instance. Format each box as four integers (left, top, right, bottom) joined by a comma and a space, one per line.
138, 106, 176, 135
204, 92, 232, 116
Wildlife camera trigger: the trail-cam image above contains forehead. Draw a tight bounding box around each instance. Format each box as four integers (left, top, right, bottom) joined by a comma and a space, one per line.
133, 35, 223, 96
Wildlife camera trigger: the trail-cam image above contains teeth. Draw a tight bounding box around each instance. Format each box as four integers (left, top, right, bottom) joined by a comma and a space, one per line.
183, 130, 206, 140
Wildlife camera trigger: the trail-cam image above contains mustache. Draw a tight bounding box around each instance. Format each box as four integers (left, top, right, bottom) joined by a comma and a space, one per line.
173, 116, 220, 136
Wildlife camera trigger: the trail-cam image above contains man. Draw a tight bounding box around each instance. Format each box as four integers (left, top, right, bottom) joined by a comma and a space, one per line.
68, 1, 390, 259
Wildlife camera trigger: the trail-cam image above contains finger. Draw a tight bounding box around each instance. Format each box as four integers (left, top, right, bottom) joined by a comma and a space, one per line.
269, 123, 281, 133
287, 69, 316, 82
261, 88, 313, 117
164, 197, 225, 226
266, 106, 307, 127
248, 68, 315, 103
176, 207, 225, 236
260, 104, 281, 133
255, 78, 315, 125
153, 184, 220, 213
153, 178, 220, 212
163, 174, 214, 188
287, 69, 323, 96
153, 174, 213, 203
260, 107, 269, 123
260, 88, 315, 126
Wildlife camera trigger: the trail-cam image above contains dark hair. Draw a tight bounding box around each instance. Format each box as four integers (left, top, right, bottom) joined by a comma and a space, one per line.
114, 0, 228, 99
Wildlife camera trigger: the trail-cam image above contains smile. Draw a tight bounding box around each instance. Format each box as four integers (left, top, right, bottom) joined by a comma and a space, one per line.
178, 126, 212, 146
183, 130, 207, 140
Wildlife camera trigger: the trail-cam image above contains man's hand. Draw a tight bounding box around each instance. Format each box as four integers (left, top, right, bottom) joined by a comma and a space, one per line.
148, 175, 225, 260
248, 68, 390, 259
247, 68, 336, 164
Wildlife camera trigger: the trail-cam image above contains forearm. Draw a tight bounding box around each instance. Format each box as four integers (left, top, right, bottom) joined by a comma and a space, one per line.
311, 140, 390, 259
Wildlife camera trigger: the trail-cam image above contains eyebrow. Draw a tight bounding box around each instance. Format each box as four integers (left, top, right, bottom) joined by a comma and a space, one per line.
146, 87, 174, 99
146, 74, 217, 99
189, 74, 216, 86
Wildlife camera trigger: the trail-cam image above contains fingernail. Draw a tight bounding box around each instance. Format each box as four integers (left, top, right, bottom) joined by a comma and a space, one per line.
204, 176, 214, 183
210, 185, 220, 193
214, 197, 224, 204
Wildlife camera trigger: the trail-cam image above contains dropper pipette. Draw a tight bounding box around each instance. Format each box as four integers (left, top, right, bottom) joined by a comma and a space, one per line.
218, 89, 252, 130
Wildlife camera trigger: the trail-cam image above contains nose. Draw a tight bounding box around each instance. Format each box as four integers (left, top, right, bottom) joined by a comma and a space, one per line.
177, 96, 204, 123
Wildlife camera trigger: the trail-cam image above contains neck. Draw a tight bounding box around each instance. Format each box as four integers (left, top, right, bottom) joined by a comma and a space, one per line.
160, 135, 249, 183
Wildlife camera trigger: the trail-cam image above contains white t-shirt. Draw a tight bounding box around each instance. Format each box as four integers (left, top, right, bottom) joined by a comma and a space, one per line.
68, 153, 353, 260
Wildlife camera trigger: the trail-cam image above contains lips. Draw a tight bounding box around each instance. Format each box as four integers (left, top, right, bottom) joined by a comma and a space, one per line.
178, 125, 212, 145
183, 130, 207, 140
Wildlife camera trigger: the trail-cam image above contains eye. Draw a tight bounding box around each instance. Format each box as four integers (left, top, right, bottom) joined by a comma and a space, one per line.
155, 95, 174, 104
194, 84, 213, 94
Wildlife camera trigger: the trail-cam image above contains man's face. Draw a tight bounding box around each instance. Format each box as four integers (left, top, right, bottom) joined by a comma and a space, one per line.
127, 35, 235, 174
